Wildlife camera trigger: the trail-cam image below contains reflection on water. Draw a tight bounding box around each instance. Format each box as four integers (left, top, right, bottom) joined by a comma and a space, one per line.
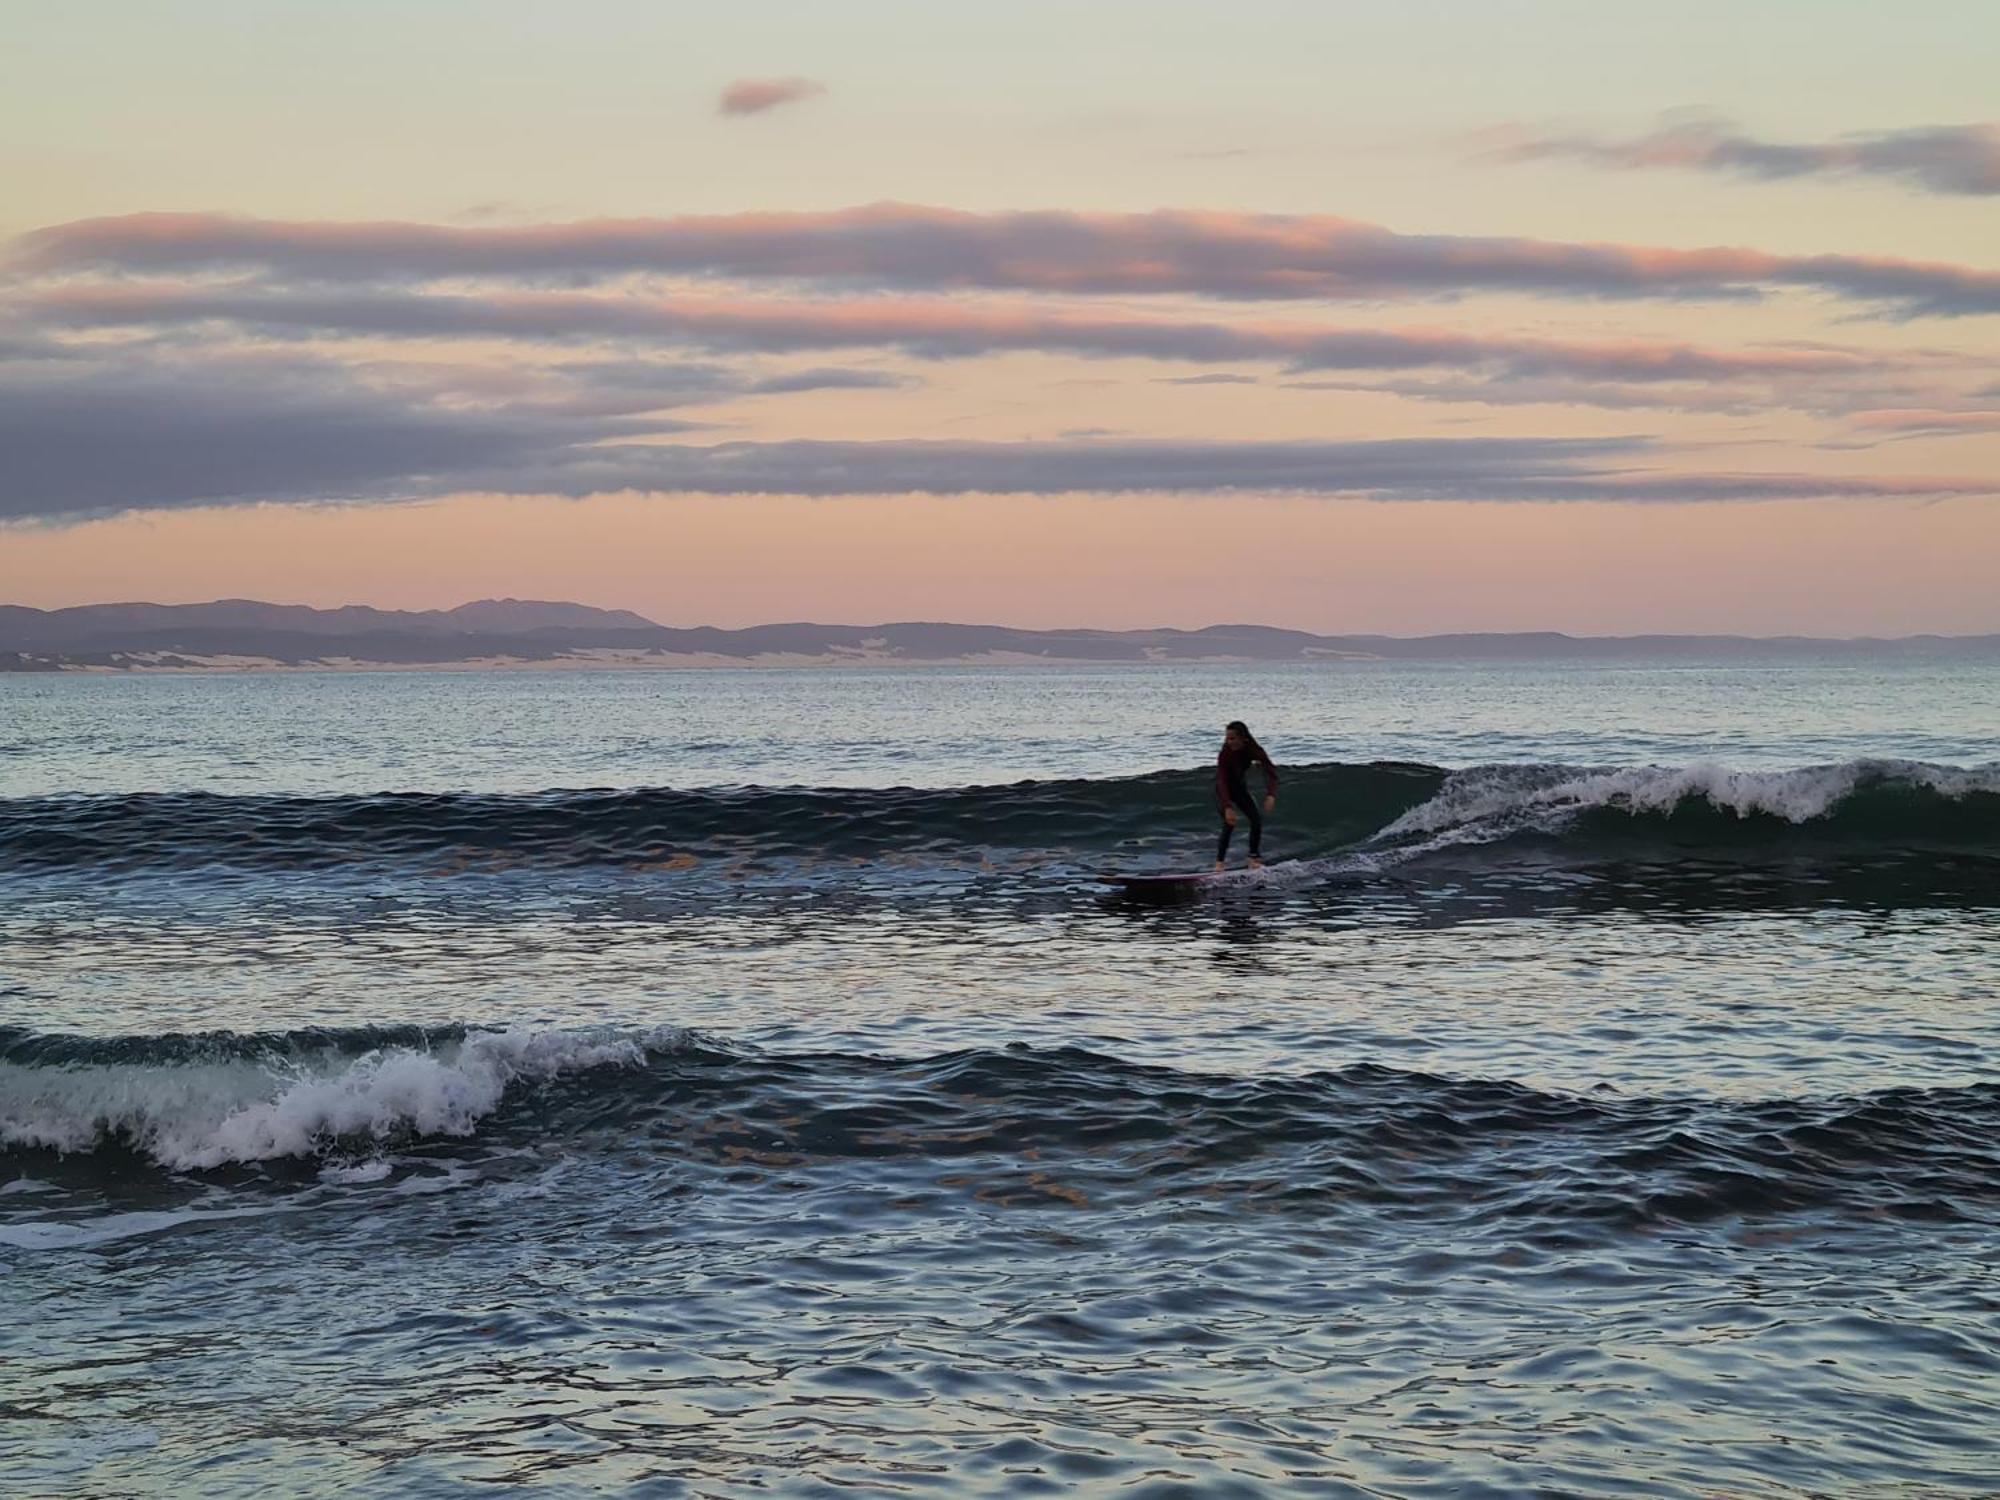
7, 869, 1998, 1098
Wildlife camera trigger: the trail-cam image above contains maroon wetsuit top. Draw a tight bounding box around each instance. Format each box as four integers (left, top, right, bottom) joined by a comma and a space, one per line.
1215, 742, 1279, 810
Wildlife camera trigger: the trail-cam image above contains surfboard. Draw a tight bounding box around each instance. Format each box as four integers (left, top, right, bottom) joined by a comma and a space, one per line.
1100, 871, 1221, 893
1099, 863, 1286, 895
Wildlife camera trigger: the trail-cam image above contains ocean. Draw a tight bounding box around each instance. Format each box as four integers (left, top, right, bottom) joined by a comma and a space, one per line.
3, 660, 1997, 1498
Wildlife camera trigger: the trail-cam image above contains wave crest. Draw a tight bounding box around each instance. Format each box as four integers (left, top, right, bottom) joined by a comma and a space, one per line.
1366, 758, 2000, 863
0, 1026, 670, 1171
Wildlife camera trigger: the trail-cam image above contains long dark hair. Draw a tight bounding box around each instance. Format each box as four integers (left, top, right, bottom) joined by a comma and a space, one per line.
1225, 720, 1266, 760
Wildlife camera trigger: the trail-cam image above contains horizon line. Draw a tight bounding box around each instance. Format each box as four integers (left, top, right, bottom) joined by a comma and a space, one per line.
5, 598, 1996, 645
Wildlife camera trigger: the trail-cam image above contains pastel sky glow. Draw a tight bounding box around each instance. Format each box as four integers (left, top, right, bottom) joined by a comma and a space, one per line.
2, 1, 1995, 632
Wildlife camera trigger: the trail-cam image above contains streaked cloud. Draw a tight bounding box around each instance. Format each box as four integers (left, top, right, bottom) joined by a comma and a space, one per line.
1486, 118, 2000, 197
1844, 408, 2000, 437
18, 206, 1999, 315
0, 356, 627, 520
718, 77, 825, 116
26, 283, 1907, 392
8, 206, 1991, 531
492, 437, 1987, 506
1285, 375, 1791, 417
5, 352, 1987, 526
745, 367, 907, 394
0, 327, 79, 362
0, 342, 941, 518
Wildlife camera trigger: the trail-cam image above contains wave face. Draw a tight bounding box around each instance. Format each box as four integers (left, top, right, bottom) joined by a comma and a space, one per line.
0, 762, 1442, 872
4, 1026, 1995, 1235
0, 758, 1994, 881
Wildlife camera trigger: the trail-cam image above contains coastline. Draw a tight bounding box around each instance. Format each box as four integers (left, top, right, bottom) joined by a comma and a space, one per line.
13, 648, 1384, 673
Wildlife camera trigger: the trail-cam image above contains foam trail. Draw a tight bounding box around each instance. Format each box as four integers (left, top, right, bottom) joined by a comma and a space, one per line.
0, 1203, 285, 1251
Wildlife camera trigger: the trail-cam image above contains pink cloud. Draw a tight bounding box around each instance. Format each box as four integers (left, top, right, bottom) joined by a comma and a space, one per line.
718, 77, 824, 116
32, 282, 1896, 396
17, 206, 1998, 315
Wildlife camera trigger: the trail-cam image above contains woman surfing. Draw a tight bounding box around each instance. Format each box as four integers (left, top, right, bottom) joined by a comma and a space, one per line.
1215, 720, 1278, 871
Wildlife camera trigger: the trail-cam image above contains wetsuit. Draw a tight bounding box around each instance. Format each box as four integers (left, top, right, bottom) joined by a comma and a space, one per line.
1215, 742, 1279, 862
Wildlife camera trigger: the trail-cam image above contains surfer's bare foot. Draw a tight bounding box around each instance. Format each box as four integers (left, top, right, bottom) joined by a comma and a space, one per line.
1248, 857, 1263, 869
1214, 860, 1226, 872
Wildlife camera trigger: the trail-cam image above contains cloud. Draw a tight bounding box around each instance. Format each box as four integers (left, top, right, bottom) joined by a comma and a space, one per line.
28, 283, 1906, 394
0, 356, 631, 520
1280, 367, 1946, 418
526, 357, 910, 412
492, 434, 1654, 499
1160, 373, 1262, 385
718, 77, 824, 116
17, 205, 1999, 316
1284, 375, 1782, 416
5, 362, 1988, 527
1486, 118, 2000, 197
499, 359, 757, 418
746, 367, 907, 394
1844, 408, 2000, 437
0, 327, 80, 362
500, 437, 1982, 506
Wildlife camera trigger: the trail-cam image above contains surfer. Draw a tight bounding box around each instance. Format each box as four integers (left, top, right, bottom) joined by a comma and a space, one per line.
1215, 720, 1278, 871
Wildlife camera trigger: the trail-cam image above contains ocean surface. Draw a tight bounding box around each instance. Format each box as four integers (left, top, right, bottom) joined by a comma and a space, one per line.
3, 660, 1997, 1498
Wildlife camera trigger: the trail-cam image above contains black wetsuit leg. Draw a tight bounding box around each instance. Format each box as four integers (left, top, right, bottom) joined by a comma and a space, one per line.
1216, 779, 1262, 861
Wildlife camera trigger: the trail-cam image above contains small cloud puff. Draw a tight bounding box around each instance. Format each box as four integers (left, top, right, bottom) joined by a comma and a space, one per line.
719, 77, 826, 117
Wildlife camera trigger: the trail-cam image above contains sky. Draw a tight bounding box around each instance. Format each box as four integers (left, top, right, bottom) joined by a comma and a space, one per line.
1, 0, 1995, 634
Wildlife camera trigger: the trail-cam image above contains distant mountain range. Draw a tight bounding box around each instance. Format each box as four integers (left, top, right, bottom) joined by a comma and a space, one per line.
2, 599, 1995, 671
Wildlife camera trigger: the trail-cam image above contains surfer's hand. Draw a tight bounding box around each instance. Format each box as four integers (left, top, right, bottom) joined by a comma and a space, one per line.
1224, 807, 1238, 827
1263, 795, 1276, 813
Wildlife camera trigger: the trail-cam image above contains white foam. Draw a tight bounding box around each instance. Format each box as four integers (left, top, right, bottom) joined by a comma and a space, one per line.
0, 1026, 661, 1171
389, 1163, 481, 1196
318, 1159, 394, 1184
1376, 758, 1998, 847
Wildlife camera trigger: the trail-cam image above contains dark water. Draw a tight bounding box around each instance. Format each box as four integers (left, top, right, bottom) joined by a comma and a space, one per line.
3, 664, 1997, 1497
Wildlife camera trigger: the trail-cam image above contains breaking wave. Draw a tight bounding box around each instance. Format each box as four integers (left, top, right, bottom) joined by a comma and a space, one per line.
1364, 757, 2000, 861
0, 759, 1991, 881
0, 1025, 678, 1172
3, 1027, 1995, 1237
